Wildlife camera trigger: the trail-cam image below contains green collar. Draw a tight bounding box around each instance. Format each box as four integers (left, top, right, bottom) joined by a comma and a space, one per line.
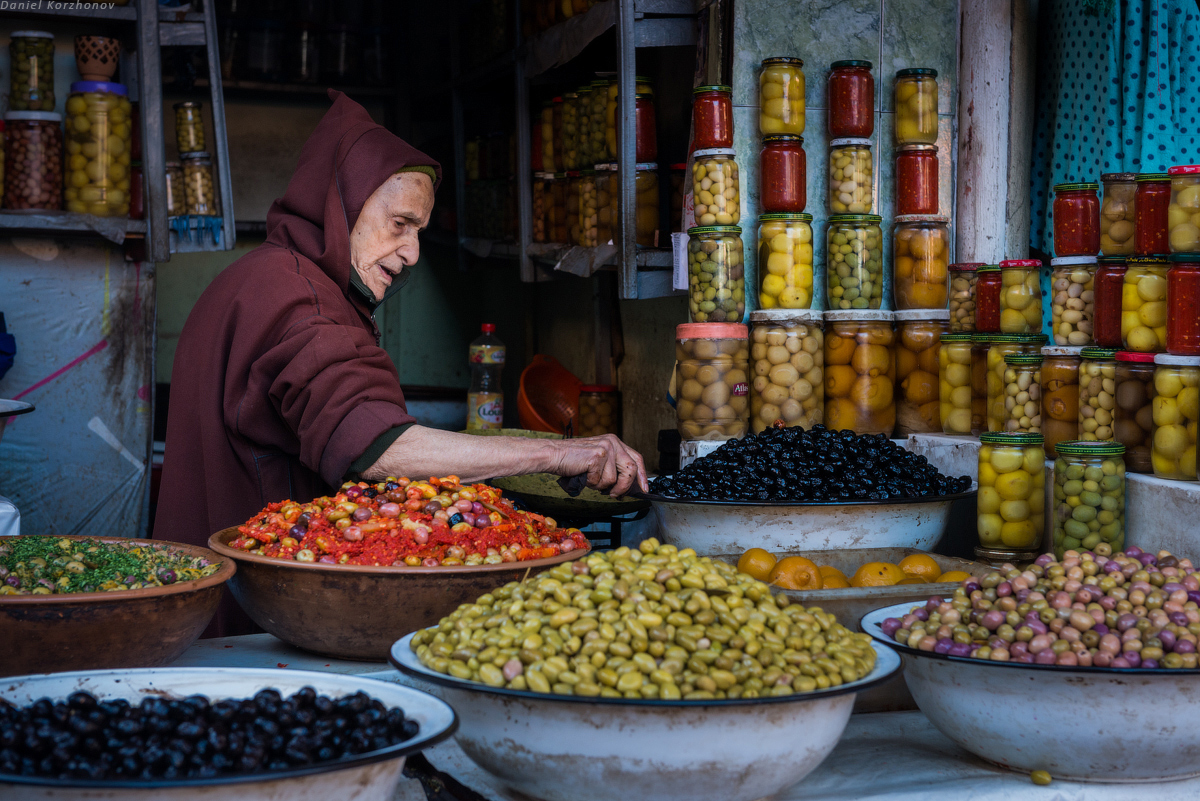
349, 266, 411, 310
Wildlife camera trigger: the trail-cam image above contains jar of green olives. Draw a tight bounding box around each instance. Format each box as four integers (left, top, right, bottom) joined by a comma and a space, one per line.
9, 32, 55, 112
1151, 353, 1200, 481
174, 101, 205, 154
165, 161, 185, 216
977, 431, 1046, 561
826, 214, 884, 310
1079, 346, 1118, 441
687, 225, 745, 323
1052, 440, 1126, 559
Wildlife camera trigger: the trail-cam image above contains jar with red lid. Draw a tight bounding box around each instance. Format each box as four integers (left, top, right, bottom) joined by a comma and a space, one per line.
827, 60, 873, 138
691, 85, 732, 150
1093, 255, 1127, 347
895, 144, 938, 215
1052, 182, 1100, 257
1113, 350, 1156, 472
759, 134, 806, 213
1134, 173, 1171, 255
1168, 253, 1200, 355
1168, 165, 1200, 252
976, 265, 1002, 332
634, 93, 657, 163
1122, 255, 1169, 353
949, 263, 984, 332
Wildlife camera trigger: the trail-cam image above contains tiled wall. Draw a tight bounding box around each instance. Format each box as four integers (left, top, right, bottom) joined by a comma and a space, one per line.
730, 0, 959, 312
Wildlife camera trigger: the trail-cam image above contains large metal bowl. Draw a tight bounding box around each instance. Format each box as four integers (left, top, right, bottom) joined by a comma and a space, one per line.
0, 536, 233, 678
0, 667, 457, 800
649, 485, 977, 554
863, 600, 1200, 782
209, 527, 588, 661
391, 632, 901, 801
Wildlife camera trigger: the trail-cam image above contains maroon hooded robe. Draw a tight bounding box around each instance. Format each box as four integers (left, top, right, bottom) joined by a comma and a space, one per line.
155, 92, 440, 635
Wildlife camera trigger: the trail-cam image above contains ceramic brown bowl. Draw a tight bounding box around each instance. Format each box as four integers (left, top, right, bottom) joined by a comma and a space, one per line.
74, 35, 120, 81
209, 528, 589, 661
0, 536, 233, 678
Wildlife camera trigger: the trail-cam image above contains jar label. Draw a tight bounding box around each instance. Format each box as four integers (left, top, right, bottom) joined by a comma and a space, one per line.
470, 345, 506, 364
732, 381, 748, 396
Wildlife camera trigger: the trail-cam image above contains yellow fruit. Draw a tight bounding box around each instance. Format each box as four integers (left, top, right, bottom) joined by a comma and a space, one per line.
769, 556, 823, 590
818, 565, 850, 588
898, 553, 941, 582
850, 562, 907, 588
937, 570, 972, 584
897, 577, 929, 585
737, 548, 777, 581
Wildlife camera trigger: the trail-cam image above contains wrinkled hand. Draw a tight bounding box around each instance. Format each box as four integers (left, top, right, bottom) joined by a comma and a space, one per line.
549, 435, 648, 497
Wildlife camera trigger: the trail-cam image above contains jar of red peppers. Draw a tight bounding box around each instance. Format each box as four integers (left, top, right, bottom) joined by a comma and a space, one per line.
635, 93, 657, 163
949, 262, 984, 332
1093, 255, 1127, 348
1135, 173, 1171, 256
1168, 165, 1200, 252
1052, 182, 1100, 257
827, 60, 873, 138
759, 134, 806, 213
1168, 253, 1200, 355
975, 265, 1002, 333
692, 85, 733, 150
895, 144, 938, 215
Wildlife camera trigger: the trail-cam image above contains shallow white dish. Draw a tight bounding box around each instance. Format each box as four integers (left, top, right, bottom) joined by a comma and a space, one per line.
391, 632, 901, 801
0, 667, 457, 800
863, 600, 1200, 783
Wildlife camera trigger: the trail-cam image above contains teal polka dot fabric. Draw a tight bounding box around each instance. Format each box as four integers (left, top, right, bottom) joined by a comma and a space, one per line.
1030, 0, 1200, 253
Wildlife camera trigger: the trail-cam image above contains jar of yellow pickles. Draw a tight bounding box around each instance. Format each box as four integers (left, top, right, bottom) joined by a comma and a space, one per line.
1121, 255, 1169, 352
759, 57, 805, 135
757, 212, 814, 310
976, 431, 1046, 561
894, 68, 938, 145
939, 333, 973, 435
998, 258, 1044, 334
64, 81, 133, 217
634, 162, 659, 246
1151, 353, 1200, 481
894, 309, 947, 435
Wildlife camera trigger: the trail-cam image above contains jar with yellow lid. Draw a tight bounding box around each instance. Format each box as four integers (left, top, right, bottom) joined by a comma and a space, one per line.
757, 213, 813, 310
1078, 346, 1117, 441
1151, 353, 1200, 481
748, 309, 823, 432
826, 214, 884, 310
1121, 255, 1169, 352
894, 309, 946, 435
939, 333, 973, 434
687, 225, 744, 322
675, 323, 750, 441
986, 334, 1047, 432
64, 81, 132, 217
998, 258, 1044, 334
977, 431, 1046, 561
1040, 345, 1082, 456
1052, 440, 1126, 559
824, 309, 896, 436
759, 57, 805, 135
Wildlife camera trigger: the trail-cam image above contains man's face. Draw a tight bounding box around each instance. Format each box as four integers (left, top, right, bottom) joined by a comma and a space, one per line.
349, 172, 435, 301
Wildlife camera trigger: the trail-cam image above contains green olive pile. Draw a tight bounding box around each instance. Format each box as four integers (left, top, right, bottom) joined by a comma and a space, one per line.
411, 539, 877, 700
880, 546, 1200, 669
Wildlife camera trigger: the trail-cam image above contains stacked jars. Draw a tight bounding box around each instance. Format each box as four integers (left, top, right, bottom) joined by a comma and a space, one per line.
1113, 351, 1156, 472
997, 258, 1043, 334
939, 333, 974, 435
1168, 165, 1200, 253
1051, 441, 1127, 558
1121, 255, 1168, 352
757, 213, 814, 309
748, 309, 824, 432
1041, 346, 1083, 455
893, 309, 947, 435
675, 323, 750, 441
1093, 256, 1127, 348
182, 152, 218, 216
894, 68, 939, 215
949, 263, 983, 332
1078, 347, 1117, 441
823, 309, 895, 436
1052, 182, 1100, 257
986, 334, 1047, 432
1168, 253, 1200, 355
997, 354, 1042, 434
826, 214, 884, 309
1151, 353, 1199, 481
67, 84, 133, 215
828, 138, 872, 214
687, 225, 745, 322
1135, 173, 1171, 255
975, 265, 1002, 332
3, 111, 63, 211
1100, 173, 1136, 255
578, 386, 620, 437
893, 215, 950, 309
976, 431, 1046, 561
1048, 256, 1095, 345
691, 149, 739, 226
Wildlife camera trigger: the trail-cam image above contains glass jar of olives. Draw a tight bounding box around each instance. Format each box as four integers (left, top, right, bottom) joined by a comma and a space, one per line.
548, 173, 568, 243
892, 215, 950, 309
939, 333, 973, 435
975, 265, 1002, 332
977, 431, 1046, 561
174, 101, 205, 155
1040, 346, 1082, 456
997, 354, 1042, 434
1052, 440, 1126, 559
578, 385, 620, 437
165, 161, 185, 216
1168, 165, 1200, 253
691, 149, 740, 226
687, 225, 745, 323
894, 309, 947, 435
828, 138, 873, 214
1100, 173, 1136, 255
675, 322, 750, 441
824, 310, 896, 436
579, 168, 598, 246
757, 213, 814, 310
2, 111, 63, 211
987, 334, 1047, 432
1048, 255, 1095, 346
1113, 350, 1156, 473
64, 82, 133, 217
998, 258, 1044, 334
1121, 255, 1169, 353
561, 92, 581, 170
1079, 346, 1118, 441
1150, 353, 1200, 481
759, 57, 805, 135
9, 31, 55, 112
576, 86, 594, 168
894, 68, 938, 145
826, 214, 884, 310
949, 262, 984, 332
588, 79, 610, 164
748, 309, 824, 432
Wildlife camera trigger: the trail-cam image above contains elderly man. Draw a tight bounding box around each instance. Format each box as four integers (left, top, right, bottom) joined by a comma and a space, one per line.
156, 92, 646, 634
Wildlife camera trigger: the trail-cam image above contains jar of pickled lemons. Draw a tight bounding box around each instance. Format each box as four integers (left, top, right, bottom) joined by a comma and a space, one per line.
987, 334, 1047, 432
893, 215, 950, 309
826, 214, 884, 310
1052, 440, 1126, 559
687, 225, 745, 323
998, 353, 1042, 434
977, 431, 1046, 561
1167, 165, 1200, 253
1040, 345, 1082, 456
940, 333, 973, 434
824, 310, 896, 436
759, 57, 805, 135
675, 323, 750, 441
998, 258, 1044, 334
1121, 255, 1168, 352
1049, 255, 1096, 345
1113, 350, 1156, 472
1101, 173, 1136, 255
757, 213, 813, 310
174, 101, 205, 155
894, 309, 947, 435
64, 82, 133, 217
749, 309, 823, 432
1079, 346, 1118, 441
894, 68, 937, 145
578, 385, 620, 437
1151, 353, 1200, 481
828, 138, 873, 214
691, 149, 740, 226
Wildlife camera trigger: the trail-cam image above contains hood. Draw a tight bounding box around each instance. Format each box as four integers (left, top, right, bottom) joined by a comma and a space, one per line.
264, 90, 442, 296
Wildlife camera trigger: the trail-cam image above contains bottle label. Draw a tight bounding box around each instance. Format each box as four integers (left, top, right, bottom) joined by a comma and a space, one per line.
467, 392, 503, 429
732, 382, 748, 396
470, 345, 506, 364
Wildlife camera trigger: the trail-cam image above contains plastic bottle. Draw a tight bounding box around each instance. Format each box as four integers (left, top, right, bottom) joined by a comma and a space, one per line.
467, 323, 505, 430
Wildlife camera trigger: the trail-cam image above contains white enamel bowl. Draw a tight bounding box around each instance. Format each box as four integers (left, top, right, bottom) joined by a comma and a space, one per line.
863, 601, 1200, 782
0, 667, 457, 800
391, 633, 901, 801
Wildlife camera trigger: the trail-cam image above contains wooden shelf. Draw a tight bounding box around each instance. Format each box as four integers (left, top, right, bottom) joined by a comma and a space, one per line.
164, 77, 398, 98
0, 211, 145, 244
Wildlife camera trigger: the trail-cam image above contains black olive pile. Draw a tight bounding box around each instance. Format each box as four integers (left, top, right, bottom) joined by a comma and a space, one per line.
652, 425, 972, 502
0, 688, 419, 782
